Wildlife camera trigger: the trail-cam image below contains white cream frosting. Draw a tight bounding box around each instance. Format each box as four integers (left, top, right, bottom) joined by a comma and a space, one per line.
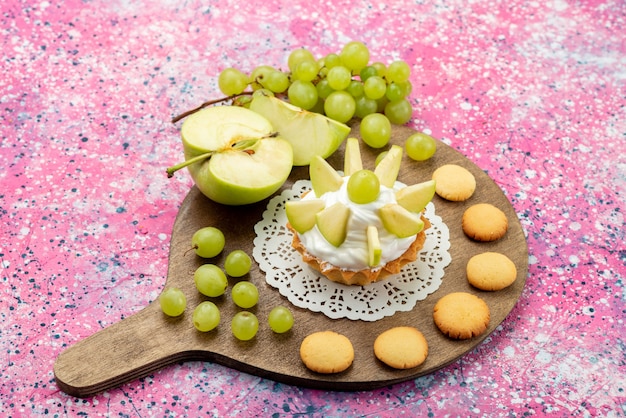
298, 178, 417, 271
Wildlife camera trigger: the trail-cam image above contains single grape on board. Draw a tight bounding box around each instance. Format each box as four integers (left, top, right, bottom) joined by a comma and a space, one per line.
192, 301, 220, 332
231, 311, 259, 341
405, 132, 437, 161
268, 306, 294, 334
194, 264, 228, 297
159, 287, 186, 317
192, 226, 225, 258
224, 250, 252, 277
231, 281, 259, 309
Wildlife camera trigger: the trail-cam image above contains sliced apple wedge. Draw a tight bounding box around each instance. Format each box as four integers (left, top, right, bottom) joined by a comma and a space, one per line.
285, 199, 325, 234
170, 106, 293, 206
249, 93, 350, 166
379, 203, 425, 238
395, 179, 436, 213
310, 155, 343, 198
367, 225, 382, 267
343, 137, 363, 176
316, 202, 351, 247
374, 144, 403, 188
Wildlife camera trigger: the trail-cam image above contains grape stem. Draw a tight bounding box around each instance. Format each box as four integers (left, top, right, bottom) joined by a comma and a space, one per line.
171, 92, 253, 123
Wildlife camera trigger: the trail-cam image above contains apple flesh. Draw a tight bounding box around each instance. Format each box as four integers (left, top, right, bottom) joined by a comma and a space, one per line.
249, 93, 350, 166
309, 155, 343, 198
374, 145, 403, 188
395, 180, 436, 213
379, 203, 425, 238
316, 202, 351, 247
170, 106, 293, 206
367, 225, 382, 267
343, 137, 363, 176
285, 199, 325, 234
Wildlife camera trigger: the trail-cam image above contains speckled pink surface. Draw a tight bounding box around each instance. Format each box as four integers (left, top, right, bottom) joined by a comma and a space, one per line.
1, 0, 625, 416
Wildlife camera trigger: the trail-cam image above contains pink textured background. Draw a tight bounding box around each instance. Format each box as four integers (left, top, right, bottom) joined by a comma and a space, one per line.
1, 0, 625, 416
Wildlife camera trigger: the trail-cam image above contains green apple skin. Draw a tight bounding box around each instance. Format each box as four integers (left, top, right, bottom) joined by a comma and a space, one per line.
180, 106, 294, 206
249, 94, 351, 166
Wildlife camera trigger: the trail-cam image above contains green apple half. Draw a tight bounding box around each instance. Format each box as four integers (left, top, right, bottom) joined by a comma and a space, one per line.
249, 93, 351, 166
168, 106, 293, 205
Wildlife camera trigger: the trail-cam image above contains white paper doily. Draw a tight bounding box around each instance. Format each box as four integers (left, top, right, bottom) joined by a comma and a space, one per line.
253, 179, 451, 321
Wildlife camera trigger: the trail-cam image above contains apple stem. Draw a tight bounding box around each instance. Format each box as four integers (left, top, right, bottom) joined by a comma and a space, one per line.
165, 151, 214, 178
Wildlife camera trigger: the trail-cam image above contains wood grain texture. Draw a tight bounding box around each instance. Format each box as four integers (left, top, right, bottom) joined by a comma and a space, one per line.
54, 122, 528, 397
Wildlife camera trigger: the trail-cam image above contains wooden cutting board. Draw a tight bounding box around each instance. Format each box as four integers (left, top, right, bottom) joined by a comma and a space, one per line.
54, 122, 528, 397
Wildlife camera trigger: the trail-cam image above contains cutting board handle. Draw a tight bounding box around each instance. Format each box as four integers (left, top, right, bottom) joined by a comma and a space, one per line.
54, 302, 187, 398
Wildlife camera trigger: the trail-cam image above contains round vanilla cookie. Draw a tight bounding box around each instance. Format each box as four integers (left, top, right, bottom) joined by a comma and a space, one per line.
374, 326, 428, 369
433, 292, 490, 339
431, 164, 476, 201
462, 203, 508, 241
467, 252, 517, 291
300, 331, 354, 374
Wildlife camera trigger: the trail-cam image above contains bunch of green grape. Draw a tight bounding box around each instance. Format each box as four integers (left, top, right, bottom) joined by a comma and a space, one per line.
217, 41, 413, 128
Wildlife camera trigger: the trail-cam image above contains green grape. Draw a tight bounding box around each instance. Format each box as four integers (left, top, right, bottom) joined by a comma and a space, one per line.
354, 96, 378, 118
375, 151, 388, 166
192, 301, 220, 332
371, 61, 387, 78
192, 226, 225, 258
340, 41, 370, 72
405, 132, 437, 161
288, 80, 318, 110
346, 80, 364, 98
359, 65, 378, 82
159, 287, 186, 317
323, 53, 342, 69
385, 82, 405, 102
263, 70, 290, 93
326, 65, 352, 91
384, 98, 413, 125
360, 113, 391, 148
232, 95, 252, 108
231, 281, 259, 308
324, 91, 356, 123
309, 98, 326, 114
268, 306, 294, 333
293, 60, 319, 82
363, 76, 386, 100
224, 250, 252, 277
231, 311, 259, 341
218, 68, 249, 96
316, 78, 334, 100
250, 65, 275, 90
397, 80, 413, 98
376, 96, 389, 113
288, 48, 315, 72
347, 169, 380, 204
386, 60, 411, 83
194, 264, 228, 297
